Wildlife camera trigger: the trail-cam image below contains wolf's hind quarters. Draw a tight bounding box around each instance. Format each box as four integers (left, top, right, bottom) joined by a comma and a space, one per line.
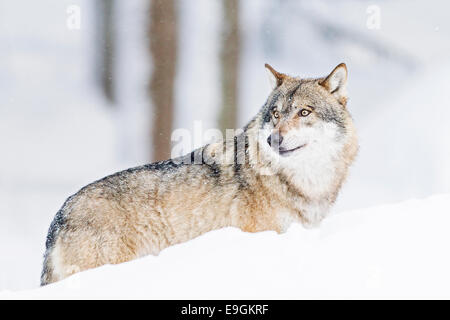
41, 239, 140, 285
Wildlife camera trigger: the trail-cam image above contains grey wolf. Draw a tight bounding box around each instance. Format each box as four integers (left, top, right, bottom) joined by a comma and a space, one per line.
41, 63, 358, 285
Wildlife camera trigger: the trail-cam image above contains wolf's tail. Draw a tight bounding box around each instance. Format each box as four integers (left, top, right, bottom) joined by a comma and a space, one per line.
41, 203, 69, 286
40, 249, 54, 286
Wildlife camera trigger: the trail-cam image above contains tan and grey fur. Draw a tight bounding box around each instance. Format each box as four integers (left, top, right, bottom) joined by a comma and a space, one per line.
41, 63, 358, 285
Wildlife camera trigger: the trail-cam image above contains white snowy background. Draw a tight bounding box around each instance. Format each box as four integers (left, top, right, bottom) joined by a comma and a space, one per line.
1, 0, 450, 298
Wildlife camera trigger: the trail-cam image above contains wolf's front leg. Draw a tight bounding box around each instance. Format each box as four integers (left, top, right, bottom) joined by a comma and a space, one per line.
300, 202, 330, 229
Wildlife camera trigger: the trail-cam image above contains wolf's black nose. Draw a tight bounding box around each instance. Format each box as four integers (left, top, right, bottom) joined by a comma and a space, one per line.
267, 133, 283, 147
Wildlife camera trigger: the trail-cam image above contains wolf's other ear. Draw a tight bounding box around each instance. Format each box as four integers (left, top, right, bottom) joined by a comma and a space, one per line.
265, 63, 286, 90
320, 63, 348, 105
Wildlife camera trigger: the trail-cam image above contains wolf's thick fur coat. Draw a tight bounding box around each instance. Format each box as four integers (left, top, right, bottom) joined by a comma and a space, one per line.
41, 64, 358, 285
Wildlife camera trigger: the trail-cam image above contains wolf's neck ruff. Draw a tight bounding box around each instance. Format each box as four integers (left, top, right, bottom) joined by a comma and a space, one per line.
41, 63, 358, 285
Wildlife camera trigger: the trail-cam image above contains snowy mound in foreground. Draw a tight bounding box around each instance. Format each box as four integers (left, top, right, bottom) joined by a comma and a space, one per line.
2, 194, 450, 299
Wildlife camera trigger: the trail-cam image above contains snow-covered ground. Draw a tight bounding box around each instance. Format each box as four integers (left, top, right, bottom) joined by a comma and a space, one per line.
2, 194, 450, 299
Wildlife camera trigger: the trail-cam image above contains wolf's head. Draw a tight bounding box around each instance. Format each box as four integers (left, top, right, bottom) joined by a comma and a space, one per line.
251, 63, 358, 194
256, 63, 356, 161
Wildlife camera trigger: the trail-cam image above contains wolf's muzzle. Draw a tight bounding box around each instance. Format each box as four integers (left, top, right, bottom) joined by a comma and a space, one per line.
267, 132, 283, 147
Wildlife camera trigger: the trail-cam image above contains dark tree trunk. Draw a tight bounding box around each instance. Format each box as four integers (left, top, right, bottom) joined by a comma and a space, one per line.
219, 0, 240, 133
149, 0, 178, 161
97, 0, 116, 104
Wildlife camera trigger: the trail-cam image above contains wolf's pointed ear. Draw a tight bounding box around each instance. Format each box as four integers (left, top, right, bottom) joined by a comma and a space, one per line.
265, 63, 286, 90
320, 63, 348, 105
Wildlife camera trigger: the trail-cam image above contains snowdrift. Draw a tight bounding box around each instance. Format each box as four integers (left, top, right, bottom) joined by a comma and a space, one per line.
2, 194, 450, 299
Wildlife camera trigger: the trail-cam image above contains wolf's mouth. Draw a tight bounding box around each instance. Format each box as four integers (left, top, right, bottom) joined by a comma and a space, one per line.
278, 144, 307, 156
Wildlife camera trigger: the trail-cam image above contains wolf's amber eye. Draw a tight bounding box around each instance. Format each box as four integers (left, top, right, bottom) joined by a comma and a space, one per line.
299, 109, 311, 117
273, 110, 280, 119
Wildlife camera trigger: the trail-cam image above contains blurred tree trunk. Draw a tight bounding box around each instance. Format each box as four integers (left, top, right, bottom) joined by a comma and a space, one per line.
219, 0, 240, 133
149, 0, 178, 161
97, 0, 116, 104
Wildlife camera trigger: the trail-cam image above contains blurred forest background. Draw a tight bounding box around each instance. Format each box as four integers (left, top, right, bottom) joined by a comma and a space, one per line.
1, 0, 450, 291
